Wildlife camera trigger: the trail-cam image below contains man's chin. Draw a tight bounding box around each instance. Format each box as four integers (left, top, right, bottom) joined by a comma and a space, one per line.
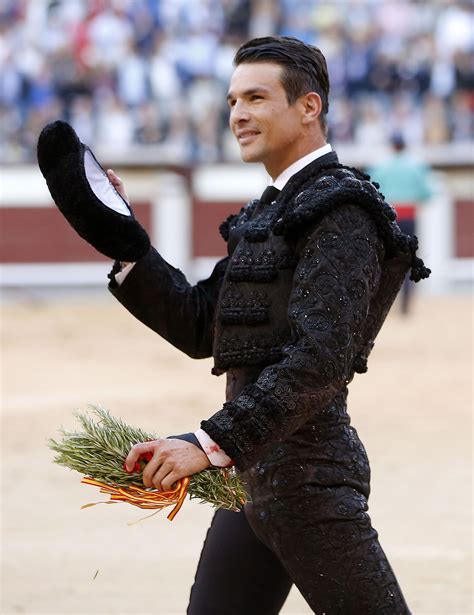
239, 148, 262, 164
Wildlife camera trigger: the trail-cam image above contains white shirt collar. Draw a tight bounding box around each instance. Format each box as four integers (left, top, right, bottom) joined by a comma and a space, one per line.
271, 143, 333, 191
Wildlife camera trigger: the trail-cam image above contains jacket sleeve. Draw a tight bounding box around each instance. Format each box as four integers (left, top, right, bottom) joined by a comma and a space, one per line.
109, 247, 228, 359
201, 204, 385, 470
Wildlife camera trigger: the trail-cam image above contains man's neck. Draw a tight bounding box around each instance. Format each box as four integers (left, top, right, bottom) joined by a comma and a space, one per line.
270, 143, 332, 191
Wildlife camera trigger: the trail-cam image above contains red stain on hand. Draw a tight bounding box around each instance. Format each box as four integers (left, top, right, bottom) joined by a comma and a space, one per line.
123, 460, 141, 473
122, 451, 154, 474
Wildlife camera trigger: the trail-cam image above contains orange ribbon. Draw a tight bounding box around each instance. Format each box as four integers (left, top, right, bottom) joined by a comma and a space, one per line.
81, 476, 191, 521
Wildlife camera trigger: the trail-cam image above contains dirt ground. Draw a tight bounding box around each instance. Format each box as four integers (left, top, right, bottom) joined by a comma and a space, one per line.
1, 290, 472, 615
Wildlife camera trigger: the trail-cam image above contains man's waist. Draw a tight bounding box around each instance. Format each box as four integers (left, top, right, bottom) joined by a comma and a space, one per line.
225, 366, 264, 401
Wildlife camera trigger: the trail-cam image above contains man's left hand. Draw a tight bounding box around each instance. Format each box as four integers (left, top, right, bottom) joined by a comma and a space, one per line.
125, 439, 211, 491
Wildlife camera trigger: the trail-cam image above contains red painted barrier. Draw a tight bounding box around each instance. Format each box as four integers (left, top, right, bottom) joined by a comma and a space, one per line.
0, 203, 152, 263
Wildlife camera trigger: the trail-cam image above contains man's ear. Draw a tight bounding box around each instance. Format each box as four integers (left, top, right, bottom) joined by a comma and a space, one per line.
301, 92, 322, 125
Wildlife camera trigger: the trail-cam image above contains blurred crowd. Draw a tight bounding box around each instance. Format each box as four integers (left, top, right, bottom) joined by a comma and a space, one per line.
1, 0, 473, 164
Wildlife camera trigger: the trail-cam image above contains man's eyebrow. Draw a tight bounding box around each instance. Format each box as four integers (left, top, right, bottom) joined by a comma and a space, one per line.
226, 87, 270, 101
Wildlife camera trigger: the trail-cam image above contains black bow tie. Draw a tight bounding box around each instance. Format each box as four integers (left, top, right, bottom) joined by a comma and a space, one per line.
259, 185, 280, 205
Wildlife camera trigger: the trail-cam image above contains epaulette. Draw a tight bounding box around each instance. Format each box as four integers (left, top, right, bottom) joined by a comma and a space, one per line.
273, 169, 395, 233
272, 167, 430, 282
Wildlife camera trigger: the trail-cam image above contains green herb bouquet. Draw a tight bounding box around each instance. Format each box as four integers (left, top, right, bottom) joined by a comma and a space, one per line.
48, 406, 247, 521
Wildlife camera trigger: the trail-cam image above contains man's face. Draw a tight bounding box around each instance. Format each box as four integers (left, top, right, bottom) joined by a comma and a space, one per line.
227, 62, 307, 179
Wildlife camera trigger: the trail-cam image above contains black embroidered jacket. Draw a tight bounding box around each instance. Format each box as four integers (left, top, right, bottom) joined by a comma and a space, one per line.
109, 152, 429, 474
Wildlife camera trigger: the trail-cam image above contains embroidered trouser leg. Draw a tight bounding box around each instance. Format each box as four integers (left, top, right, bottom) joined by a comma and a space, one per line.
187, 508, 293, 615
247, 485, 411, 615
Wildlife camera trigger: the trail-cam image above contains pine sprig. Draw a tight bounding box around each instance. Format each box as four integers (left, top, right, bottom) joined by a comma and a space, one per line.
189, 467, 246, 510
48, 405, 248, 512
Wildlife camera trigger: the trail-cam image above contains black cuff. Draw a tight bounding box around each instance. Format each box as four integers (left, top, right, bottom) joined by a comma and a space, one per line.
107, 260, 122, 289
167, 432, 204, 452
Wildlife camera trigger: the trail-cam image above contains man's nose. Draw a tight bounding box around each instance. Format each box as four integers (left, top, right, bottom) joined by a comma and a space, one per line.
230, 101, 250, 124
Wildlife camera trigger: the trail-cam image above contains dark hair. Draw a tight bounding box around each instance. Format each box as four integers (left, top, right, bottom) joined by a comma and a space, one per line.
390, 132, 406, 152
234, 36, 330, 134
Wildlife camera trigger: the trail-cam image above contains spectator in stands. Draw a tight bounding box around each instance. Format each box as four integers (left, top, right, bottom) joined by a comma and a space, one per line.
369, 133, 433, 314
0, 0, 472, 163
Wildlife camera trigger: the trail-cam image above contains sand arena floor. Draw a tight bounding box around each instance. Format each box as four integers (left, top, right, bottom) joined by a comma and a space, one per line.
1, 291, 472, 615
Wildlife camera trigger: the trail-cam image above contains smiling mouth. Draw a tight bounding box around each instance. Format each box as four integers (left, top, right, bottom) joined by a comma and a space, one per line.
237, 131, 260, 143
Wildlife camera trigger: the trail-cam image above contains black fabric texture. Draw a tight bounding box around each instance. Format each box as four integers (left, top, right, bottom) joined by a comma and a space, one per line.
37, 121, 150, 261
111, 247, 229, 359
202, 157, 419, 472
259, 185, 281, 205
203, 203, 389, 469
107, 260, 122, 290
109, 150, 416, 613
187, 508, 293, 615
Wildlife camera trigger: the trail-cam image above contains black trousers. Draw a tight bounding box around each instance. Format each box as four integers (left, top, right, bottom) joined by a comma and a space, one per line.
188, 402, 410, 614
397, 218, 416, 314
187, 508, 293, 615
187, 496, 411, 615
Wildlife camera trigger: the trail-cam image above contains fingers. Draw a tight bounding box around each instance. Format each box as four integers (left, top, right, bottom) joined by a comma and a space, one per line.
161, 472, 180, 492
126, 439, 176, 490
126, 438, 210, 491
142, 450, 166, 488
148, 461, 177, 492
107, 168, 129, 202
106, 169, 121, 186
125, 440, 158, 472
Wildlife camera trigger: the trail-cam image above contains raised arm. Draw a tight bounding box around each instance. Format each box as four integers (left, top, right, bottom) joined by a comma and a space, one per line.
37, 121, 229, 359
102, 166, 228, 358
109, 250, 228, 359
